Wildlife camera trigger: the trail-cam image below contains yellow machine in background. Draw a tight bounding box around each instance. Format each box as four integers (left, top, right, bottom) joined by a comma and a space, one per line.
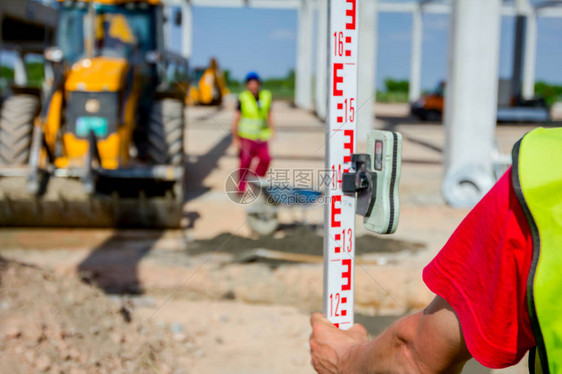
187, 58, 229, 105
0, 0, 189, 227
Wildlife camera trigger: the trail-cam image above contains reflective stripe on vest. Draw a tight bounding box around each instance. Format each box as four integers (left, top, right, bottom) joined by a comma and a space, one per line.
238, 89, 272, 141
512, 127, 562, 374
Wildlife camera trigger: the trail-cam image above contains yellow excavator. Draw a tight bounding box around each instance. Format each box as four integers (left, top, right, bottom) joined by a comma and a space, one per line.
187, 58, 229, 105
0, 0, 188, 227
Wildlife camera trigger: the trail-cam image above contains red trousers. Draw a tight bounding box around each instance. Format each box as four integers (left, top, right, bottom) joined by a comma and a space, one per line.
238, 138, 271, 192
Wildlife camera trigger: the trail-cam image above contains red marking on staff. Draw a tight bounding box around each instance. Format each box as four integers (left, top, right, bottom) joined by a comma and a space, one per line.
331, 195, 342, 228
341, 297, 347, 304
344, 63, 356, 65
337, 103, 343, 110
335, 246, 341, 253
345, 50, 351, 57
334, 323, 340, 328
341, 310, 347, 316
345, 0, 356, 30
337, 117, 343, 123
333, 63, 344, 96
346, 36, 351, 43
341, 259, 352, 291
343, 129, 354, 163
335, 234, 341, 241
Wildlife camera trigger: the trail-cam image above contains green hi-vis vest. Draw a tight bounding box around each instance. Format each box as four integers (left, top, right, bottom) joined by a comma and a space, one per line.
512, 127, 562, 374
238, 89, 272, 141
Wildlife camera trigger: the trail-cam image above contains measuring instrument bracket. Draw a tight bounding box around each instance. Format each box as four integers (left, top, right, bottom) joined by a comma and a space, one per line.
342, 154, 377, 217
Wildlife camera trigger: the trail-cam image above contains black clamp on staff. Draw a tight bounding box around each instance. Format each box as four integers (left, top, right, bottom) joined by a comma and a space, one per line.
341, 154, 377, 217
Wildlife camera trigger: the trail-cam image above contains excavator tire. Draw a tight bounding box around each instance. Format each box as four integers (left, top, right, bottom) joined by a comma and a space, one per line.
0, 95, 39, 166
147, 98, 184, 166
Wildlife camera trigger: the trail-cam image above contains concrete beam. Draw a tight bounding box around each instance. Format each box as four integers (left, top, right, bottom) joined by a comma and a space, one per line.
248, 0, 302, 9
377, 2, 449, 14
182, 0, 562, 16
534, 0, 562, 10
409, 4, 422, 102
537, 7, 562, 16
523, 11, 537, 99
190, 0, 246, 7
0, 0, 57, 28
188, 0, 301, 8
443, 0, 502, 208
315, 0, 328, 119
295, 0, 313, 110
514, 0, 532, 14
357, 0, 378, 141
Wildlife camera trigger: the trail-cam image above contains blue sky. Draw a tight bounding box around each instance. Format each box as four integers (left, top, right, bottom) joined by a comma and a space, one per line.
181, 6, 562, 90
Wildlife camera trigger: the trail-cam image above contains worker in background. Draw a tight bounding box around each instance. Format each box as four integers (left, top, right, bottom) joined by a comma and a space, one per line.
310, 127, 562, 373
231, 72, 274, 193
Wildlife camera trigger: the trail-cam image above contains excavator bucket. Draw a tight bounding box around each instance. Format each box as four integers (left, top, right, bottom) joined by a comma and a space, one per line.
0, 172, 184, 228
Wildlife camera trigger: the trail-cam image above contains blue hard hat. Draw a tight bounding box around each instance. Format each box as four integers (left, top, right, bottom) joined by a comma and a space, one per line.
245, 71, 261, 83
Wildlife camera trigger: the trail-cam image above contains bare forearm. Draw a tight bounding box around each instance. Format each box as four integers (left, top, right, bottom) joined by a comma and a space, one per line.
340, 319, 420, 374
339, 297, 471, 374
267, 112, 274, 131
232, 112, 241, 136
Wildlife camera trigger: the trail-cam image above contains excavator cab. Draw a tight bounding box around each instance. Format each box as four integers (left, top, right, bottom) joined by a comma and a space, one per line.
0, 0, 189, 227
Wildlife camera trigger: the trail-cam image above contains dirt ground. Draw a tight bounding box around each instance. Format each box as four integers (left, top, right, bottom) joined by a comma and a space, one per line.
0, 101, 540, 373
0, 257, 191, 374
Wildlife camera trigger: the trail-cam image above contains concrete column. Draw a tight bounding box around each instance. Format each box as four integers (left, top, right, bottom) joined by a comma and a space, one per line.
181, 2, 193, 59
0, 8, 3, 53
13, 51, 28, 87
511, 15, 526, 98
357, 0, 378, 141
442, 0, 502, 208
522, 11, 537, 100
162, 6, 170, 50
409, 5, 422, 102
295, 0, 314, 110
315, 0, 328, 120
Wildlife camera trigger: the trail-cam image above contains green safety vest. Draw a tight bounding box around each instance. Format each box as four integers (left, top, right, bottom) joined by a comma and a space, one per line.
512, 127, 562, 374
238, 89, 272, 141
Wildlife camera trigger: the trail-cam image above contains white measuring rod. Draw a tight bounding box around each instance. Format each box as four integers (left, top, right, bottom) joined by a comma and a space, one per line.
323, 0, 358, 330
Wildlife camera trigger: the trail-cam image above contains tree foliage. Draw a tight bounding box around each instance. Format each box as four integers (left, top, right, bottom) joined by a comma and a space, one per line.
534, 81, 562, 106
383, 78, 409, 93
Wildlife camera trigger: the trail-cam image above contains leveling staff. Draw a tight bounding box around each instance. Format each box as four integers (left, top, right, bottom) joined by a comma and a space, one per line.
231, 72, 274, 193
310, 127, 562, 373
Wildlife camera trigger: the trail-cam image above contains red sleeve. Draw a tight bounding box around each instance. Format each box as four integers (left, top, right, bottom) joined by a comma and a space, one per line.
423, 168, 536, 368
